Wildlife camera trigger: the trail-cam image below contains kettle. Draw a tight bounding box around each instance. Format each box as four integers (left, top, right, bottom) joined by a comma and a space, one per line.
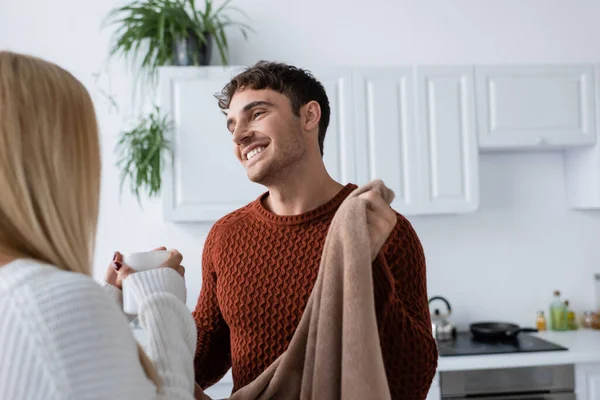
429, 296, 456, 341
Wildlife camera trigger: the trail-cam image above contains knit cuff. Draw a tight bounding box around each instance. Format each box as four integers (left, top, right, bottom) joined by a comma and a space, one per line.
99, 279, 123, 306
372, 253, 395, 320
123, 268, 187, 307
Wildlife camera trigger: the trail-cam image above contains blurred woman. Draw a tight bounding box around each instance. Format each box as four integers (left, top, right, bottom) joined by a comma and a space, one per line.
0, 50, 196, 399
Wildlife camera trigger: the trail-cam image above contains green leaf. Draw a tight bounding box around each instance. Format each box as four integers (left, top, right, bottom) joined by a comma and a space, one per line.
115, 106, 173, 202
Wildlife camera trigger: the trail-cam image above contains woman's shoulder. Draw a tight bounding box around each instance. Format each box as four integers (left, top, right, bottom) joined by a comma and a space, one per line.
0, 258, 104, 300
0, 258, 128, 332
0, 260, 156, 399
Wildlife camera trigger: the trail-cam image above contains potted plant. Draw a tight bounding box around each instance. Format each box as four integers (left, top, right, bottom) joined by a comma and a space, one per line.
105, 0, 251, 200
115, 105, 173, 202
104, 0, 251, 84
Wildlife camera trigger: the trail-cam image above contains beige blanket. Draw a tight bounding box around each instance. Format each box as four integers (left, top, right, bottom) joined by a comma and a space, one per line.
197, 179, 394, 400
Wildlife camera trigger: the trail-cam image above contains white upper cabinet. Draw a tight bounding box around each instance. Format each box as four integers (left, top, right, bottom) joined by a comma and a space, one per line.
415, 66, 479, 213
352, 66, 479, 215
353, 67, 421, 214
476, 65, 596, 150
159, 63, 600, 221
564, 64, 600, 209
159, 66, 264, 222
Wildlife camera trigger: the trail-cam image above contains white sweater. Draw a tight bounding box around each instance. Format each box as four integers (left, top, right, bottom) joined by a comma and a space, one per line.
0, 258, 197, 400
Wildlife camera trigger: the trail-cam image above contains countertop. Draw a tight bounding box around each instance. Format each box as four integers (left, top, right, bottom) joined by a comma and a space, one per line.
133, 327, 600, 376
437, 330, 600, 371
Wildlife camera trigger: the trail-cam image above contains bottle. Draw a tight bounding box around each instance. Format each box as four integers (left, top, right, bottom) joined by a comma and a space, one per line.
536, 310, 547, 331
565, 300, 578, 330
550, 290, 567, 331
582, 311, 596, 329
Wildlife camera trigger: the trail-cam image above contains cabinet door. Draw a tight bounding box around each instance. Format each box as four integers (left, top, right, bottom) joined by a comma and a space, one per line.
564, 64, 600, 210
309, 67, 356, 184
575, 363, 600, 400
415, 66, 479, 214
159, 66, 264, 222
352, 67, 421, 214
476, 65, 596, 150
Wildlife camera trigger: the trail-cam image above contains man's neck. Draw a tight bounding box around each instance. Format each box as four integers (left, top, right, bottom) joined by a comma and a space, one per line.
263, 163, 345, 216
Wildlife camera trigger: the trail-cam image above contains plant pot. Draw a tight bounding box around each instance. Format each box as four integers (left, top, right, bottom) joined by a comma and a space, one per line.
172, 31, 212, 66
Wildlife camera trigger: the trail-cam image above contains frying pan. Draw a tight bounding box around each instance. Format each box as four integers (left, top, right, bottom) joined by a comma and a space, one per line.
470, 322, 538, 341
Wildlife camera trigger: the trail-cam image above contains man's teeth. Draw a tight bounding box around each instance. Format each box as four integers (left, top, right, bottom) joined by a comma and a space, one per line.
246, 146, 266, 160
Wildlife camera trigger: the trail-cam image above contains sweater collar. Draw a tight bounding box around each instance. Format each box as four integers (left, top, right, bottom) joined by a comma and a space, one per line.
250, 183, 358, 226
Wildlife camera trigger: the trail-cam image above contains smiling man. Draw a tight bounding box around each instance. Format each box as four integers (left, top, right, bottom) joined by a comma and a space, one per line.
191, 61, 438, 399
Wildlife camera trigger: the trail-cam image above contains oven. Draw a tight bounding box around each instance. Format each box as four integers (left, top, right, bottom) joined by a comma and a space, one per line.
440, 364, 576, 399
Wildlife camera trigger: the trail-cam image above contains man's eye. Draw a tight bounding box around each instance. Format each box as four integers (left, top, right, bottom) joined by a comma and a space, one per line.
252, 111, 264, 120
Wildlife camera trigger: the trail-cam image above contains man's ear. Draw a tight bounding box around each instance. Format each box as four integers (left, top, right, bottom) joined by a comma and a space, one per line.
301, 100, 321, 132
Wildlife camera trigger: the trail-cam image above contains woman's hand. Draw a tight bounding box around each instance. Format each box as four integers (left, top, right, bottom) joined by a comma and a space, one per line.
104, 251, 135, 290
158, 248, 185, 277
104, 247, 185, 290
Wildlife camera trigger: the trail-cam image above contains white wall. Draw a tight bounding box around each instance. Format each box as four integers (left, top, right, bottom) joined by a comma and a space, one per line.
2, 0, 600, 329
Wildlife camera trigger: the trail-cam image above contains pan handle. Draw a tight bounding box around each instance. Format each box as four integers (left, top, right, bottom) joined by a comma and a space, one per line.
519, 328, 538, 333
505, 327, 538, 337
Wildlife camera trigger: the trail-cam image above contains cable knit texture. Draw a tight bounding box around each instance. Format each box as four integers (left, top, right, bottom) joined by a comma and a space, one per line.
193, 183, 439, 399
0, 259, 197, 400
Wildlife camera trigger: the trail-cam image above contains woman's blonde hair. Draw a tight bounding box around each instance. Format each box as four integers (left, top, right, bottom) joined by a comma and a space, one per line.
0, 51, 160, 388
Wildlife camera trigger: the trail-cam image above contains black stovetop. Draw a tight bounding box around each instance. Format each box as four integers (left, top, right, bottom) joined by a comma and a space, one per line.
437, 332, 568, 357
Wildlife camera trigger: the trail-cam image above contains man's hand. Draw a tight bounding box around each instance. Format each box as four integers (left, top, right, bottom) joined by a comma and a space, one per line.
358, 190, 397, 262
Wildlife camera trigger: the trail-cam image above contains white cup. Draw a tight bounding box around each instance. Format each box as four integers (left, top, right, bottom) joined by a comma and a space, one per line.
122, 250, 171, 315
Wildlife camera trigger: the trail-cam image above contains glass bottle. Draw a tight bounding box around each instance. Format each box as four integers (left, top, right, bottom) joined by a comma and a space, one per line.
550, 290, 567, 331
583, 311, 596, 329
536, 310, 547, 331
565, 300, 578, 330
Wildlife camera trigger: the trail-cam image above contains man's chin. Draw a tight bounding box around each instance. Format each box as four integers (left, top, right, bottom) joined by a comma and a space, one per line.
246, 168, 267, 184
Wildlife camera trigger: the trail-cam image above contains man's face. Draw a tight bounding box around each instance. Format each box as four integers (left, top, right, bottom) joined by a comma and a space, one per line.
226, 89, 306, 184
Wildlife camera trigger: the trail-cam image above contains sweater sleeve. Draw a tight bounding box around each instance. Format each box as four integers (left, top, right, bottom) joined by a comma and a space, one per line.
0, 266, 196, 400
99, 278, 123, 305
98, 279, 139, 323
372, 213, 439, 400
192, 227, 232, 389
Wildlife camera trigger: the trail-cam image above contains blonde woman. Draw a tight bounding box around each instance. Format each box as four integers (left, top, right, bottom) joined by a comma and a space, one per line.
0, 51, 197, 399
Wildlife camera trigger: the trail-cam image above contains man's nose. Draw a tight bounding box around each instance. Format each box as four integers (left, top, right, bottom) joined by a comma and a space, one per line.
232, 122, 254, 145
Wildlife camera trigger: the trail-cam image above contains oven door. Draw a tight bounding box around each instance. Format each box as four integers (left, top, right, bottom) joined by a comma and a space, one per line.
441, 364, 575, 398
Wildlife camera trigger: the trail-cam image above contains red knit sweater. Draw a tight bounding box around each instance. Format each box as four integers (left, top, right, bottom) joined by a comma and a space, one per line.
192, 183, 438, 399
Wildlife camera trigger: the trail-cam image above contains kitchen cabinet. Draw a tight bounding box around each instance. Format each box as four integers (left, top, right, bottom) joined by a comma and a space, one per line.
352, 67, 420, 214
353, 66, 479, 215
415, 66, 479, 214
575, 363, 600, 400
565, 65, 600, 209
475, 65, 596, 150
160, 65, 478, 221
159, 63, 600, 221
564, 137, 600, 209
